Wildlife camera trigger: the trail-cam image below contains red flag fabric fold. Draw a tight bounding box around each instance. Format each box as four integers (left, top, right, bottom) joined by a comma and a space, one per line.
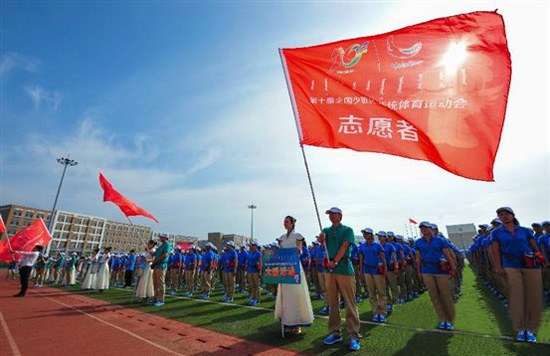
409, 218, 418, 224
0, 215, 5, 234
99, 172, 159, 223
0, 218, 52, 262
281, 11, 511, 181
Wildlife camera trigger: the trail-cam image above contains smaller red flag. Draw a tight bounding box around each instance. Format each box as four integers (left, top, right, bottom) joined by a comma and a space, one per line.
409, 218, 418, 224
177, 242, 193, 251
0, 218, 52, 262
99, 172, 159, 223
0, 215, 5, 234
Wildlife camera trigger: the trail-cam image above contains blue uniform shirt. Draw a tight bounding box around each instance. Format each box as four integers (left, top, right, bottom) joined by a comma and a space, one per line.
316, 246, 326, 272
185, 253, 197, 270
359, 242, 384, 274
238, 251, 248, 270
223, 249, 238, 273
125, 255, 136, 271
246, 250, 262, 273
381, 243, 396, 266
490, 225, 538, 269
415, 235, 450, 275
392, 242, 404, 262
201, 251, 214, 270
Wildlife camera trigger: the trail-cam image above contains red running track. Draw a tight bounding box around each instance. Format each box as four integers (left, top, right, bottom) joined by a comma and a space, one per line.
0, 280, 301, 356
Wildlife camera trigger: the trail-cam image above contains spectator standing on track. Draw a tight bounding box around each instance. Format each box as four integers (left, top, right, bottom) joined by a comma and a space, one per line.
13, 245, 43, 297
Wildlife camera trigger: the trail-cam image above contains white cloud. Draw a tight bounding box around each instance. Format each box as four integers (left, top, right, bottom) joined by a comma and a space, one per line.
0, 52, 38, 77
24, 85, 63, 112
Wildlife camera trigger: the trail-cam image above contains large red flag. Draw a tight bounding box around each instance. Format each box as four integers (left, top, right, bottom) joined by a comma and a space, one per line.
280, 11, 511, 181
0, 218, 52, 262
99, 172, 159, 223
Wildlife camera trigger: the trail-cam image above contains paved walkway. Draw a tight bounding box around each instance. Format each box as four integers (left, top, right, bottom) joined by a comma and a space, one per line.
0, 280, 301, 356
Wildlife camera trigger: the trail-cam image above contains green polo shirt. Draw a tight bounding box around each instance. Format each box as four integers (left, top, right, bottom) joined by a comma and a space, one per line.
154, 241, 172, 270
322, 224, 355, 275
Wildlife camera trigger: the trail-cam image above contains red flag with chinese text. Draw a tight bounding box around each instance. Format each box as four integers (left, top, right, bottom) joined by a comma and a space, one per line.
99, 172, 159, 223
0, 218, 52, 262
280, 11, 511, 181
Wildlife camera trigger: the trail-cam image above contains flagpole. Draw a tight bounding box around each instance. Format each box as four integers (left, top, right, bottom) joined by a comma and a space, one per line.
279, 48, 323, 233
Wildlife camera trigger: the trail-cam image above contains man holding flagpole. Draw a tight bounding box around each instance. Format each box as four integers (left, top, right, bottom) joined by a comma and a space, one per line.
151, 233, 171, 307
318, 207, 361, 351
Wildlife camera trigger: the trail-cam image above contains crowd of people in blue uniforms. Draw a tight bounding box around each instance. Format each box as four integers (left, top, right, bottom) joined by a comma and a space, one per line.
10, 206, 548, 346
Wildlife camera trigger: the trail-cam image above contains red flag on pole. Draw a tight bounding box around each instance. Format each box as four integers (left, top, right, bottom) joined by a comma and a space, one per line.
99, 172, 159, 223
0, 218, 52, 262
0, 215, 5, 234
280, 11, 511, 181
409, 218, 418, 224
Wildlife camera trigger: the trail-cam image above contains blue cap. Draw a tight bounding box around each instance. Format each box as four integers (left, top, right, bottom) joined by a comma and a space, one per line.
158, 233, 169, 240
478, 224, 489, 229
419, 221, 431, 228
532, 222, 542, 228
430, 224, 438, 230
542, 221, 550, 227
250, 241, 259, 247
226, 241, 235, 247
387, 231, 395, 237
496, 207, 514, 215
376, 231, 387, 237
490, 218, 502, 225
396, 235, 404, 240
361, 227, 374, 234
325, 207, 343, 214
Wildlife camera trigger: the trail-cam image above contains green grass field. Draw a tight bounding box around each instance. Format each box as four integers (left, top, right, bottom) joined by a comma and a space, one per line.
59, 266, 550, 355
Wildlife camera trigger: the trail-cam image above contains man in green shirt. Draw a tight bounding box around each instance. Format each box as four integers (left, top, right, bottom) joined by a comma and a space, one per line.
318, 207, 361, 351
151, 234, 171, 307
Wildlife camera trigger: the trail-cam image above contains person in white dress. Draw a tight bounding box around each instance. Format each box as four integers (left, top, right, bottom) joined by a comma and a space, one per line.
95, 247, 112, 292
136, 240, 157, 301
274, 216, 315, 335
82, 249, 99, 290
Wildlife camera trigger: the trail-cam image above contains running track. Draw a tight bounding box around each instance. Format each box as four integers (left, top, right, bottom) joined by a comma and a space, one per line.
0, 280, 300, 356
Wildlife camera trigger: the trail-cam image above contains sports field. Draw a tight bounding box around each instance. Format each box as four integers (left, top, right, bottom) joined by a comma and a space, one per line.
57, 266, 550, 355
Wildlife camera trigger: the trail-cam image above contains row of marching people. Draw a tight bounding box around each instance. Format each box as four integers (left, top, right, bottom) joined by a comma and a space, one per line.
467, 207, 549, 343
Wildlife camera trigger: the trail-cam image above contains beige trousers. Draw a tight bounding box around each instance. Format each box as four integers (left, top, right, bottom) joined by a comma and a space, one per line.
365, 274, 387, 316
423, 274, 455, 322
248, 272, 261, 301
152, 269, 166, 302
386, 270, 399, 305
201, 270, 212, 293
223, 272, 236, 299
185, 270, 195, 292
170, 269, 180, 290
326, 273, 361, 338
505, 268, 543, 332
318, 272, 329, 306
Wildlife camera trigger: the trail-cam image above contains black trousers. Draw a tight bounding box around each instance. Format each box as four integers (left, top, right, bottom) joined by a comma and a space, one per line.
124, 270, 134, 287
19, 266, 32, 296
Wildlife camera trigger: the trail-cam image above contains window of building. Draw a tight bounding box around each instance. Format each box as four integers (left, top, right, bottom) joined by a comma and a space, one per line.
25, 211, 33, 218
13, 210, 22, 217
10, 220, 18, 226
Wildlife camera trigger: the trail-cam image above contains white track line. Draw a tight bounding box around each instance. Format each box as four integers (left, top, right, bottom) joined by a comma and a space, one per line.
35, 291, 185, 356
0, 312, 22, 356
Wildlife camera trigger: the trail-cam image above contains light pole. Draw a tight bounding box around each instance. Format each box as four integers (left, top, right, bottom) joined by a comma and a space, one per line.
47, 157, 78, 253
248, 204, 257, 241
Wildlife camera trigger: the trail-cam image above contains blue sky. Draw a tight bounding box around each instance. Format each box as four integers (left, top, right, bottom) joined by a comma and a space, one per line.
2, 1, 548, 243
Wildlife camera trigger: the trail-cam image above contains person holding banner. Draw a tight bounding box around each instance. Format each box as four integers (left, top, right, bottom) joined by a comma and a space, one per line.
12, 245, 43, 297
274, 216, 314, 335
490, 207, 543, 343
318, 208, 361, 351
136, 240, 156, 301
415, 221, 456, 331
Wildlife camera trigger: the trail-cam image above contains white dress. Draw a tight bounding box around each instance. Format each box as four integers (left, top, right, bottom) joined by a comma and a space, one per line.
95, 253, 111, 290
274, 231, 314, 328
82, 256, 98, 289
136, 248, 155, 298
